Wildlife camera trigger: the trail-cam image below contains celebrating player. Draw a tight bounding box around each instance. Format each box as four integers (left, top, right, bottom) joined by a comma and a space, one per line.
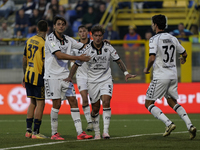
144, 14, 196, 139
44, 16, 92, 140
65, 25, 136, 139
23, 20, 48, 139
71, 25, 93, 131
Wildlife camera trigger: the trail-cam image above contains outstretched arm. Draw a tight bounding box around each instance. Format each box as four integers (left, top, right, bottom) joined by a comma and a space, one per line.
115, 59, 137, 81
55, 51, 90, 62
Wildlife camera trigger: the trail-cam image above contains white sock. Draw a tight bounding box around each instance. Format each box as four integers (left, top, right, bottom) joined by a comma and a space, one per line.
82, 105, 92, 124
71, 108, 83, 135
103, 108, 111, 134
148, 104, 172, 127
91, 113, 100, 135
51, 108, 59, 136
173, 104, 192, 130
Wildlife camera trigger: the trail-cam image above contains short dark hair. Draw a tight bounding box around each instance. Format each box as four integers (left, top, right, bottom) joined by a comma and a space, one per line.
152, 14, 166, 30
78, 25, 88, 31
37, 20, 48, 32
53, 16, 66, 25
91, 25, 105, 35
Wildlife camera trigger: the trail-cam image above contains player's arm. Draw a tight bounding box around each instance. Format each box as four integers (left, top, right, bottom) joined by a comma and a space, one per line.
63, 63, 79, 83
22, 56, 27, 75
144, 54, 155, 74
179, 50, 187, 64
115, 59, 136, 81
54, 51, 90, 62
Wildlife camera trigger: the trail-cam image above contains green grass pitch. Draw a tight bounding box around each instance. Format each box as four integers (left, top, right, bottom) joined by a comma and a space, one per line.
0, 114, 199, 150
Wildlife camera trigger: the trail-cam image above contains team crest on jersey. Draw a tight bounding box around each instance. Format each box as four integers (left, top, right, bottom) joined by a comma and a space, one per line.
104, 48, 108, 52
51, 42, 56, 47
91, 51, 95, 54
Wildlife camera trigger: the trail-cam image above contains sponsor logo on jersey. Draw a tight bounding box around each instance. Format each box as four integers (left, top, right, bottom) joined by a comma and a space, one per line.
104, 48, 108, 52
93, 64, 106, 70
8, 87, 30, 112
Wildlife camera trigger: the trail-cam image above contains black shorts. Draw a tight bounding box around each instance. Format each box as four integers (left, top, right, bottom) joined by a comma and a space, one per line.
25, 82, 45, 100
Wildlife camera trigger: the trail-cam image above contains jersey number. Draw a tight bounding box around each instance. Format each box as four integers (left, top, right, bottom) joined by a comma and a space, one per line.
162, 45, 175, 63
28, 44, 38, 60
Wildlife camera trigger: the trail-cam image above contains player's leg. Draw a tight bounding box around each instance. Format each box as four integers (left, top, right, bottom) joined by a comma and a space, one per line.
31, 99, 47, 139
80, 90, 93, 131
26, 97, 36, 138
67, 96, 93, 140
91, 100, 101, 139
45, 79, 64, 140
145, 79, 175, 137
100, 80, 113, 139
25, 82, 36, 138
167, 79, 196, 139
101, 95, 111, 139
65, 81, 92, 140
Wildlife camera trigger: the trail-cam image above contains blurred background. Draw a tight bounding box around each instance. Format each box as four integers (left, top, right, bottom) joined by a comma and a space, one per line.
0, 0, 199, 84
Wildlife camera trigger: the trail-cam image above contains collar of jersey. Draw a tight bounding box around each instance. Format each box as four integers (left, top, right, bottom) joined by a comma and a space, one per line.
78, 38, 91, 44
156, 31, 166, 35
91, 41, 104, 51
36, 35, 45, 41
53, 31, 66, 42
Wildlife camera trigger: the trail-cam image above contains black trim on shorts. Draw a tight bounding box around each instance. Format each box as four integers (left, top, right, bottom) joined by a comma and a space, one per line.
113, 58, 120, 62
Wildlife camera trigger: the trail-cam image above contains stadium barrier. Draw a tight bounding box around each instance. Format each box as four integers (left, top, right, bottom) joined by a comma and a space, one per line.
0, 83, 200, 115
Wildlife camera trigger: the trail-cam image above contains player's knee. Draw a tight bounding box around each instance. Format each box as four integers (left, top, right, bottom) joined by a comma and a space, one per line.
145, 100, 154, 109
68, 97, 78, 108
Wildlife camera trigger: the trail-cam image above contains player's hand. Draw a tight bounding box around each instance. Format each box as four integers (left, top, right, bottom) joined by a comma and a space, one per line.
125, 74, 137, 81
179, 57, 186, 64
79, 54, 91, 62
144, 68, 150, 74
63, 77, 73, 83
103, 39, 110, 44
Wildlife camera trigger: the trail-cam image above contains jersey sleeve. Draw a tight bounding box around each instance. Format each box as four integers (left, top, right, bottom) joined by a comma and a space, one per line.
149, 37, 157, 55
174, 37, 185, 54
69, 37, 84, 50
45, 37, 60, 54
74, 47, 89, 66
110, 46, 120, 61
23, 44, 27, 57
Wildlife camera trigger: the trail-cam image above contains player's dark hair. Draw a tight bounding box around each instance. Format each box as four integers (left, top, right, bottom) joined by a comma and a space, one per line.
53, 16, 66, 25
37, 20, 48, 32
78, 25, 88, 31
91, 25, 105, 35
152, 14, 166, 30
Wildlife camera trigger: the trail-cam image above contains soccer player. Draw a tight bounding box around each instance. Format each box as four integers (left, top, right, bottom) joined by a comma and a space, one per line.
71, 25, 93, 132
65, 25, 136, 139
22, 20, 48, 139
144, 14, 196, 139
44, 16, 93, 140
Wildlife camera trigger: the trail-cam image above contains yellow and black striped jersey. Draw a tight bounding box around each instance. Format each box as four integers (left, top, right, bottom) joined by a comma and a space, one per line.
23, 35, 45, 86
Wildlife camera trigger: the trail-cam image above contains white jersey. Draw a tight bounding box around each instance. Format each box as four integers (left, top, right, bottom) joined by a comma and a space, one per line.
71, 38, 92, 79
44, 31, 84, 79
76, 41, 120, 83
149, 32, 185, 79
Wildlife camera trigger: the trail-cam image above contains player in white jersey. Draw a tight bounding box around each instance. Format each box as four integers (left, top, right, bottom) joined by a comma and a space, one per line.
65, 25, 136, 139
144, 14, 196, 139
71, 25, 93, 132
44, 16, 93, 140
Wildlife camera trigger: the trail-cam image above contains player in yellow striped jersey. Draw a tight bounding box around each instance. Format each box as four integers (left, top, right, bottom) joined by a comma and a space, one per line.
22, 20, 48, 139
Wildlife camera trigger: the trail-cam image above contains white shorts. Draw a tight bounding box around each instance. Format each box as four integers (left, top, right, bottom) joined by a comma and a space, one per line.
77, 78, 88, 92
44, 79, 76, 100
88, 79, 113, 104
146, 79, 179, 101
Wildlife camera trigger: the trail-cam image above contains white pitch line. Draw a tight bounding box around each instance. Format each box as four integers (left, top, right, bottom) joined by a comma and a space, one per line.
0, 119, 199, 122
0, 130, 199, 150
